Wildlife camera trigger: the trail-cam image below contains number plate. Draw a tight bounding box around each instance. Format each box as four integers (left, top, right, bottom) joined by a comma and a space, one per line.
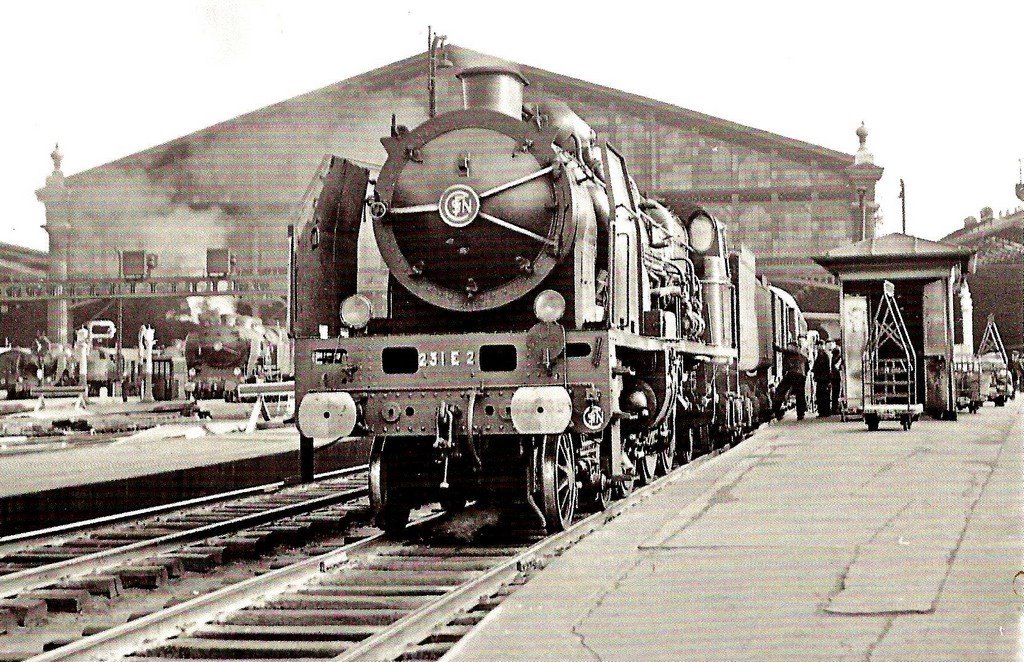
418, 349, 476, 369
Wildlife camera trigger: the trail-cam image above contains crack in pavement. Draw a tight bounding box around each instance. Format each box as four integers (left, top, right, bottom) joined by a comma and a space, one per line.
669, 443, 783, 537
856, 412, 1016, 659
569, 556, 646, 661
862, 615, 897, 661
568, 433, 789, 658
857, 447, 928, 488
829, 498, 915, 601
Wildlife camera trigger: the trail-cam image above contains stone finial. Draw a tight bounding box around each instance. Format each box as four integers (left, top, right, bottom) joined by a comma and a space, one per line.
50, 143, 63, 172
854, 122, 873, 166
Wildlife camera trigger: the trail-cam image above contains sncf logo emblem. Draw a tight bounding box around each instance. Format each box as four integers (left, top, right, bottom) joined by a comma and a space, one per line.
438, 184, 480, 228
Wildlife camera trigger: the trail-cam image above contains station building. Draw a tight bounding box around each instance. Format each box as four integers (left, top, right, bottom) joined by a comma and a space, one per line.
12, 45, 882, 346
0, 243, 48, 346
941, 206, 1024, 352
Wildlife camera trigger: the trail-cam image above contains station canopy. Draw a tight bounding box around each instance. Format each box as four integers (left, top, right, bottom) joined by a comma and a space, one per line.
815, 233, 975, 278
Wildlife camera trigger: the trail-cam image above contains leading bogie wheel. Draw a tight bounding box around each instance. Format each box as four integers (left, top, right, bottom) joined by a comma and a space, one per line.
540, 433, 578, 533
369, 437, 411, 535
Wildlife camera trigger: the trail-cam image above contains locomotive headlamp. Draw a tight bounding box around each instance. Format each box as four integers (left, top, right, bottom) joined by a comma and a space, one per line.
688, 215, 716, 254
533, 289, 566, 323
340, 294, 372, 330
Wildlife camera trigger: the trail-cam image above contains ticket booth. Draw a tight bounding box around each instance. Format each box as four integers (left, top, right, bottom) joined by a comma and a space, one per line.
815, 234, 975, 420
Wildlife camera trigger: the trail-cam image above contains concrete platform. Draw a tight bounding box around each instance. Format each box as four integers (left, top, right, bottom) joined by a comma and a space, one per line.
1, 427, 318, 499
452, 400, 1024, 661
0, 427, 370, 535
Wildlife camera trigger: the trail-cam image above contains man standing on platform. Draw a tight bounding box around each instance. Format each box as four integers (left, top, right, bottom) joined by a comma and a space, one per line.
1010, 350, 1023, 393
773, 340, 809, 420
830, 342, 844, 414
813, 341, 833, 417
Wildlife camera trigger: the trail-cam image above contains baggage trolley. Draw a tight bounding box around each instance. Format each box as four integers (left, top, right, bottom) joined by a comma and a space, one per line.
861, 281, 923, 431
953, 359, 983, 413
976, 314, 1013, 406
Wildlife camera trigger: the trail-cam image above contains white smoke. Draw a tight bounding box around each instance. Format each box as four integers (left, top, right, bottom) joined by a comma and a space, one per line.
166, 295, 238, 325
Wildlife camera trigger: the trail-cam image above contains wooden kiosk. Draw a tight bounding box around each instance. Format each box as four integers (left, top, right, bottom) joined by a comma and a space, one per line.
815, 234, 975, 423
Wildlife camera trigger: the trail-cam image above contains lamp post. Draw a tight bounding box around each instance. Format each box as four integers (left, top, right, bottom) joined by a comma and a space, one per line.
899, 178, 907, 234
427, 26, 452, 118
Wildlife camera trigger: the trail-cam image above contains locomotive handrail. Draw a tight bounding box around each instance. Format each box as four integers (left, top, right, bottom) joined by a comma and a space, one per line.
388, 166, 557, 218
477, 211, 554, 244
478, 165, 554, 198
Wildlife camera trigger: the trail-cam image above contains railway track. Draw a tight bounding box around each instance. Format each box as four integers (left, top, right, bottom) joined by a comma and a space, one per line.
22, 449, 721, 661
0, 466, 373, 659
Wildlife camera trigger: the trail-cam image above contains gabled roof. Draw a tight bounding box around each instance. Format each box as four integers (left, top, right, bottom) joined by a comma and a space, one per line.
514, 52, 854, 168
814, 233, 975, 274
59, 45, 854, 189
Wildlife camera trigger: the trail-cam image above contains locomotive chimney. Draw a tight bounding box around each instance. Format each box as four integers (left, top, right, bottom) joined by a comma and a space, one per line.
456, 66, 528, 118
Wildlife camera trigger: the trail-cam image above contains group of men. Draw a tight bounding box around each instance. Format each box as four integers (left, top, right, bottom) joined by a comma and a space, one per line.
771, 337, 843, 421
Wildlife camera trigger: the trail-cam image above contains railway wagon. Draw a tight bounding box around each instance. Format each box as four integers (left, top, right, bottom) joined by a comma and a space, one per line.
292, 66, 804, 533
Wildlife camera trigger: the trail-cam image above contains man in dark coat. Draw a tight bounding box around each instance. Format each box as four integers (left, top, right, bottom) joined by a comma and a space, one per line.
830, 344, 844, 414
812, 344, 832, 417
773, 340, 809, 420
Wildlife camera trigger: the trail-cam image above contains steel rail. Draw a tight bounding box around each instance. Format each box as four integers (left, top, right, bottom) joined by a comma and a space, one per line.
0, 465, 365, 548
28, 448, 727, 662
0, 466, 369, 599
26, 512, 448, 662
336, 453, 719, 662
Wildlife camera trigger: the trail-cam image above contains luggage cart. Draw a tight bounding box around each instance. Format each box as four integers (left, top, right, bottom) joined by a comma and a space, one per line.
976, 314, 1013, 406
861, 281, 923, 431
953, 359, 983, 413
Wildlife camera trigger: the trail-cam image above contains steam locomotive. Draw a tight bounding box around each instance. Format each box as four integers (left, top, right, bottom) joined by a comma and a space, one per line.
0, 347, 41, 399
292, 66, 805, 533
0, 339, 103, 399
184, 318, 290, 401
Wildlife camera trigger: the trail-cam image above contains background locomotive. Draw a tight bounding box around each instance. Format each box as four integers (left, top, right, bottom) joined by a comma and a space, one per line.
292, 66, 805, 533
0, 347, 41, 399
184, 316, 291, 401
0, 330, 113, 399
